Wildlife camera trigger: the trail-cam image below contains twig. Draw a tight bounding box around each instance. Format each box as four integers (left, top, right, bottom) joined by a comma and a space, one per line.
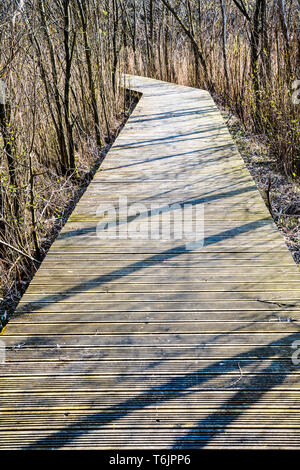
265, 176, 273, 217
8, 255, 22, 277
0, 240, 41, 263
229, 362, 244, 387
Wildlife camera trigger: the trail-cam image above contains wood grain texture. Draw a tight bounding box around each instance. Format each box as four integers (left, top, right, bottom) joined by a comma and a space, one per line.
1, 75, 300, 449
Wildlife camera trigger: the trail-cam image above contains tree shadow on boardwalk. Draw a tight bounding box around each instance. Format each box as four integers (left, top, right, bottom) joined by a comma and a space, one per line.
17, 216, 271, 314
114, 130, 229, 150
98, 148, 246, 174
128, 105, 215, 124
55, 185, 258, 242
21, 333, 299, 449
11, 222, 299, 448
6, 183, 297, 448
172, 358, 296, 448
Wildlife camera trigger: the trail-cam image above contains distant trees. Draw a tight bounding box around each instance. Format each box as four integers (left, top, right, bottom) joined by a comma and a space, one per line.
119, 0, 300, 177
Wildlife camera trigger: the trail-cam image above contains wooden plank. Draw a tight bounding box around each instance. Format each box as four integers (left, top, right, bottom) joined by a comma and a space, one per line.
3, 410, 300, 431
39, 259, 293, 268
49, 239, 290, 251
1, 390, 300, 410
1, 374, 300, 393
0, 359, 297, 376
1, 75, 300, 449
19, 291, 300, 301
27, 274, 300, 281
24, 283, 300, 293
14, 302, 300, 313
2, 345, 294, 361
2, 429, 300, 449
1, 333, 297, 346
9, 312, 300, 324
5, 321, 300, 335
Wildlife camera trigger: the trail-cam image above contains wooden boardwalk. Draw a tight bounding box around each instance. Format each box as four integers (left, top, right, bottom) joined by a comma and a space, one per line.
1, 75, 300, 449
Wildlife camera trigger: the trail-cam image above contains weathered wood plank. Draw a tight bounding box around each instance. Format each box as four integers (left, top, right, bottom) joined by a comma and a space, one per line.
14, 301, 300, 314
9, 312, 300, 324
1, 390, 300, 410
1, 374, 300, 393
5, 321, 300, 335
2, 429, 300, 449
1, 333, 297, 346
2, 345, 294, 361
23, 283, 300, 293
0, 359, 296, 376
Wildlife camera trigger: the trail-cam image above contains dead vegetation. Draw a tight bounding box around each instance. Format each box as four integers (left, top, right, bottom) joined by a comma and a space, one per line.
0, 1, 135, 320
223, 110, 300, 264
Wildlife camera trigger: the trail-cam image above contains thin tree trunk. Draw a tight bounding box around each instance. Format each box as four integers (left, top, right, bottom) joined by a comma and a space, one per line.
219, 0, 229, 91
63, 0, 75, 170
77, 0, 102, 148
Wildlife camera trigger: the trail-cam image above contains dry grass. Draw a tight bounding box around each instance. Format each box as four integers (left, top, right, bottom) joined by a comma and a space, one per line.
0, 78, 138, 327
